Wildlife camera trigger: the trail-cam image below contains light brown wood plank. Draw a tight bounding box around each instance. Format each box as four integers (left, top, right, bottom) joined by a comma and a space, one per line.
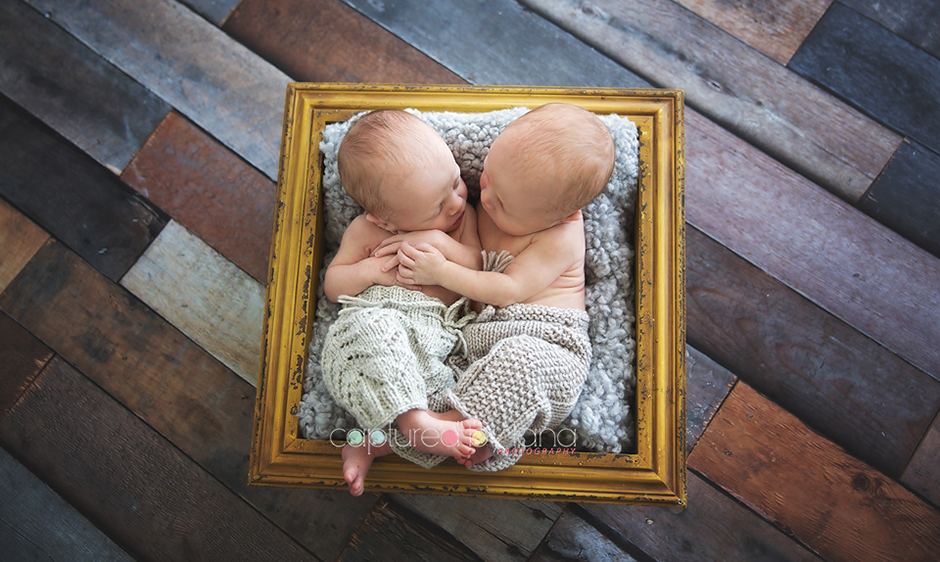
689, 382, 940, 562
121, 112, 275, 283
0, 240, 375, 560
120, 220, 265, 385
224, 0, 464, 84
672, 0, 834, 63
529, 508, 637, 562
0, 357, 316, 562
391, 495, 562, 562
25, 0, 291, 180
0, 197, 49, 293
520, 0, 901, 201
903, 416, 940, 508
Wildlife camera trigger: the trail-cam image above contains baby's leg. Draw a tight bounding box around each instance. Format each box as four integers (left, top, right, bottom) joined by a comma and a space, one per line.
342, 441, 392, 496
396, 409, 482, 463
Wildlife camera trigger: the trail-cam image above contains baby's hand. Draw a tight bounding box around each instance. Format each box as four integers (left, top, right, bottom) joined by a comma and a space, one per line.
397, 241, 446, 286
373, 230, 445, 258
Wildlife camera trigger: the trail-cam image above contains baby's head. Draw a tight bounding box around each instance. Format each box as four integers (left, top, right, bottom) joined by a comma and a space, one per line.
480, 103, 615, 235
338, 109, 468, 234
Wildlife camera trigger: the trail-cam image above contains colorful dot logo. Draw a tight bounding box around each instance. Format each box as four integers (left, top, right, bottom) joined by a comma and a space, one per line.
347, 429, 364, 446
471, 430, 487, 446
369, 429, 387, 446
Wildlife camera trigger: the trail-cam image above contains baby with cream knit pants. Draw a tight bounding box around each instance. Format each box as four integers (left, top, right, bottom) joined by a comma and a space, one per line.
321, 109, 486, 496
389, 104, 615, 470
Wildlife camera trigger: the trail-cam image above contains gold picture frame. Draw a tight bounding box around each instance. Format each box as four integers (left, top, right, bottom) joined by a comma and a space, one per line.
249, 83, 686, 505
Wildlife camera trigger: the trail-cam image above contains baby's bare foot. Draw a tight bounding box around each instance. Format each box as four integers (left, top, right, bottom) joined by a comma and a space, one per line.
466, 446, 494, 467
397, 409, 482, 462
341, 440, 391, 496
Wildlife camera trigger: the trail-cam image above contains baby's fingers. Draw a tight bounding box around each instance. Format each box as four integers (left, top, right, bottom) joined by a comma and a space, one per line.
373, 242, 401, 258
380, 254, 400, 272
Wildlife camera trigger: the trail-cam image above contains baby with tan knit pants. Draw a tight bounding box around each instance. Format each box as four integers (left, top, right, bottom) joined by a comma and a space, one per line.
320, 109, 485, 496
386, 103, 616, 470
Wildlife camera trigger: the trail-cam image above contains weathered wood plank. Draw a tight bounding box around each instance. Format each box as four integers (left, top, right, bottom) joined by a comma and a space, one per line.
0, 311, 52, 418
520, 0, 900, 201
121, 111, 276, 283
0, 241, 375, 561
671, 0, 834, 64
903, 416, 940, 509
342, 0, 647, 88
687, 225, 940, 477
790, 2, 940, 157
0, 0, 168, 174
582, 471, 824, 561
391, 495, 561, 562
338, 501, 481, 562
225, 0, 464, 85
26, 0, 291, 180
840, 0, 940, 60
0, 357, 317, 562
179, 0, 240, 26
120, 220, 265, 386
0, 197, 49, 293
858, 140, 940, 259
690, 382, 940, 562
0, 96, 167, 282
685, 346, 735, 451
529, 508, 637, 562
684, 109, 940, 384
0, 447, 135, 562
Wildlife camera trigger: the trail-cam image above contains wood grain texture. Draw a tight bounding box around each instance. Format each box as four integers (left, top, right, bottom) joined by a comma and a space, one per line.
0, 447, 134, 562
0, 96, 167, 282
225, 0, 464, 85
0, 0, 168, 173
858, 140, 940, 259
520, 0, 900, 201
690, 382, 940, 562
583, 472, 824, 562
685, 346, 735, 451
790, 2, 940, 156
342, 0, 647, 88
120, 220, 265, 386
687, 225, 940, 477
0, 357, 317, 562
903, 417, 940, 508
529, 508, 637, 562
671, 0, 834, 63
0, 311, 52, 419
25, 0, 291, 180
121, 112, 275, 282
179, 0, 240, 26
391, 495, 561, 562
0, 197, 49, 293
0, 240, 374, 561
685, 109, 940, 383
840, 0, 940, 60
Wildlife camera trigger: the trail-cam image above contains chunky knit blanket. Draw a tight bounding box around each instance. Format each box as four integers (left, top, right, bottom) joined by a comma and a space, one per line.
297, 107, 639, 453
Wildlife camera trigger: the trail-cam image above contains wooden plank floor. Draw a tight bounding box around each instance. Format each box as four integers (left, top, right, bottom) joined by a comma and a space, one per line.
2, 0, 939, 560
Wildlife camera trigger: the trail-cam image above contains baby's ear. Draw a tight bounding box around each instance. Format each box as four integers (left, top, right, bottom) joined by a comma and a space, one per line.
557, 210, 582, 225
365, 213, 391, 231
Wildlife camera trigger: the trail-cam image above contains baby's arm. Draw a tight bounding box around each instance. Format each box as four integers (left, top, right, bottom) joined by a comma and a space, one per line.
397, 220, 583, 308
373, 207, 483, 271
323, 215, 400, 302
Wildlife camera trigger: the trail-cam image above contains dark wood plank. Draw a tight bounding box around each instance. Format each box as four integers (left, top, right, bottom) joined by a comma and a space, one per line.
903, 416, 940, 508
121, 111, 276, 283
0, 96, 167, 282
689, 382, 940, 562
0, 311, 52, 418
224, 0, 465, 85
671, 0, 834, 63
0, 0, 169, 174
521, 0, 900, 201
858, 140, 940, 259
0, 447, 134, 561
0, 197, 49, 292
338, 501, 481, 562
529, 508, 638, 562
685, 346, 736, 452
0, 357, 317, 562
841, 0, 940, 60
790, 2, 940, 157
25, 0, 291, 180
0, 241, 374, 561
582, 473, 824, 561
341, 0, 647, 88
687, 225, 940, 477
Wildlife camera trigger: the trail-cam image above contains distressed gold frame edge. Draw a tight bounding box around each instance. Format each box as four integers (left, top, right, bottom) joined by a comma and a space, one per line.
249, 83, 686, 506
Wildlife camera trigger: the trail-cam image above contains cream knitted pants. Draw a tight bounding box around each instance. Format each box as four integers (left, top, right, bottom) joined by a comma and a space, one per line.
446, 303, 592, 471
